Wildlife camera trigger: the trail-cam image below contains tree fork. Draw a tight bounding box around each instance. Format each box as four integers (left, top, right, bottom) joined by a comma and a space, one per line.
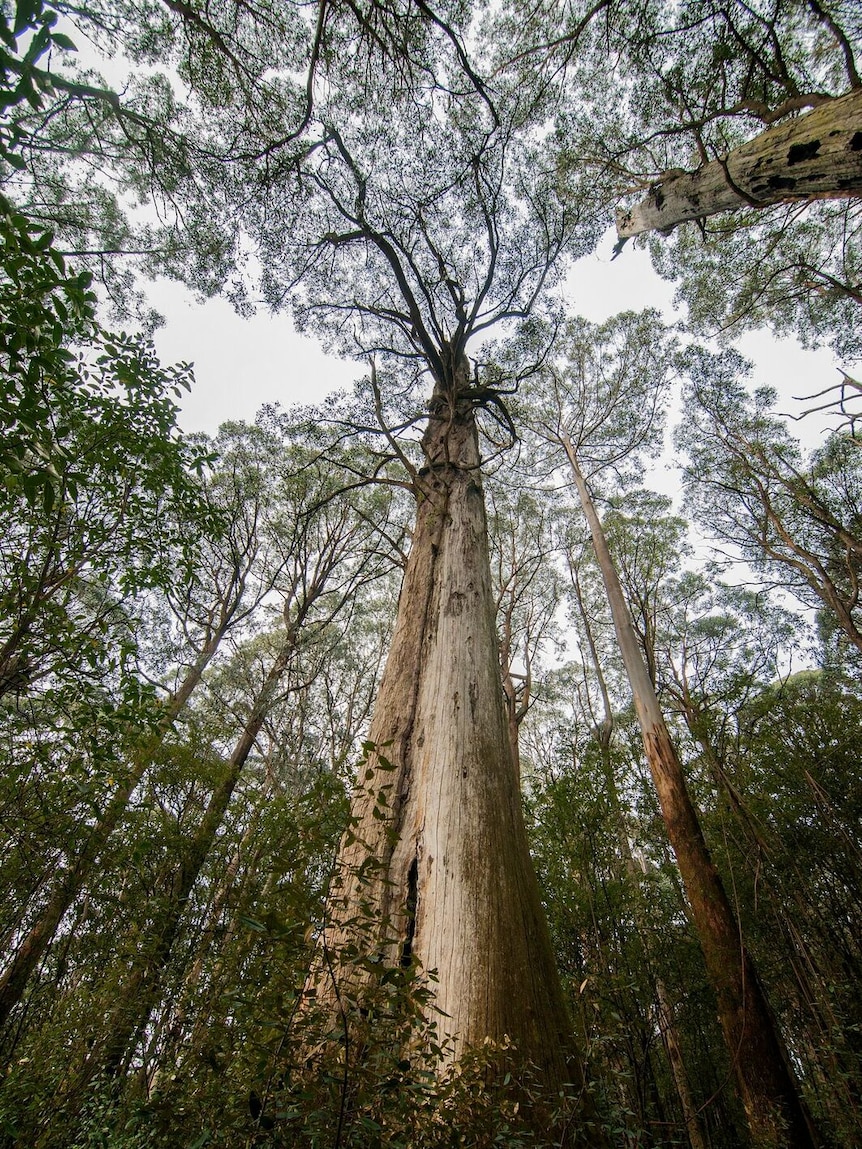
616, 88, 862, 239
563, 436, 820, 1149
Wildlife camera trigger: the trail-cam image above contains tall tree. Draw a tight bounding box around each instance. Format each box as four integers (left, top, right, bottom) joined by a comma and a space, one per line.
211, 39, 612, 1129
487, 479, 565, 778
678, 347, 862, 662
0, 422, 287, 1042
43, 433, 402, 1110
523, 311, 820, 1147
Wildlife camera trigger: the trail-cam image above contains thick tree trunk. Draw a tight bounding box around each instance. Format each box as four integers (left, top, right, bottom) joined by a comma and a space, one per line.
616, 88, 862, 238
311, 359, 590, 1126
564, 437, 820, 1149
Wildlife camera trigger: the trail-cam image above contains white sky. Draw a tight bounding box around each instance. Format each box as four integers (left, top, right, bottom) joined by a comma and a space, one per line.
153, 226, 840, 457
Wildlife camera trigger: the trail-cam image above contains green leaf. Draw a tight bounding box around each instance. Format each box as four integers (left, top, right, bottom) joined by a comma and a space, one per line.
50, 31, 75, 51
13, 0, 40, 36
238, 915, 268, 933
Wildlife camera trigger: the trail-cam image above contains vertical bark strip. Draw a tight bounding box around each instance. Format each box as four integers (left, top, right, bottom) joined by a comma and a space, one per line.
564, 437, 820, 1149
315, 359, 588, 1114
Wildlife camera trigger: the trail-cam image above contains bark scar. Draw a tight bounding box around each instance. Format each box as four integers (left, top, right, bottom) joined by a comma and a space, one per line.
788, 139, 821, 164
400, 855, 419, 968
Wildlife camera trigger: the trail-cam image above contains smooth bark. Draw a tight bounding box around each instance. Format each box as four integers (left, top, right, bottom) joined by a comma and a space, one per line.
564, 437, 820, 1149
616, 88, 862, 238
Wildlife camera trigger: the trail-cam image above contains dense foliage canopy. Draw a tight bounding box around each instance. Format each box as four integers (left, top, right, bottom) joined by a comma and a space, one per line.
1, 0, 860, 1145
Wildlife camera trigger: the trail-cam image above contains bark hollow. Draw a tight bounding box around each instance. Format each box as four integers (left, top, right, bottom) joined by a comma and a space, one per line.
616, 88, 862, 238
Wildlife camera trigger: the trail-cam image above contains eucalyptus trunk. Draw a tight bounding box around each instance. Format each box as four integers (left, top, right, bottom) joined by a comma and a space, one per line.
564, 436, 820, 1149
312, 358, 590, 1125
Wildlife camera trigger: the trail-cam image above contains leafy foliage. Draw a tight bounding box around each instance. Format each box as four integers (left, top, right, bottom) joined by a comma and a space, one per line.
2, 0, 862, 1144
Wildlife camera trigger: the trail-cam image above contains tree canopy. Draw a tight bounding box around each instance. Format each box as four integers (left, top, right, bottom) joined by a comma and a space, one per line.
1, 0, 861, 1146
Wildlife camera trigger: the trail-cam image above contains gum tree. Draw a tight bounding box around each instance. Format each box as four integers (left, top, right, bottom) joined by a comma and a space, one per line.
219, 31, 610, 1126
679, 347, 862, 660
521, 312, 820, 1147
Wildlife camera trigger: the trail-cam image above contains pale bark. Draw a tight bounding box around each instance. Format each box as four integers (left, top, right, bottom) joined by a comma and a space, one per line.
311, 358, 590, 1122
616, 88, 862, 238
564, 437, 820, 1149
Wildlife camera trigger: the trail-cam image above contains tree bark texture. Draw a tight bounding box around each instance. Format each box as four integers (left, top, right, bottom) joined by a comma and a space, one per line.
314, 360, 586, 1106
616, 88, 862, 238
564, 437, 820, 1149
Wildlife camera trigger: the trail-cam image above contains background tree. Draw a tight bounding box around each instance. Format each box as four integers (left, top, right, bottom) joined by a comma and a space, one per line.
493, 0, 861, 358
518, 310, 820, 1147
678, 345, 862, 663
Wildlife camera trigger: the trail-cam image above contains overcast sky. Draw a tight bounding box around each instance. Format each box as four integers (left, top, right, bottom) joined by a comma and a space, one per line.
152, 227, 840, 459
69, 31, 840, 454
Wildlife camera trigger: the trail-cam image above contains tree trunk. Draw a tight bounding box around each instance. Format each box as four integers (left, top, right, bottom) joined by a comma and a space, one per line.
655, 978, 709, 1149
616, 88, 862, 238
0, 641, 220, 1040
146, 804, 265, 1096
310, 357, 592, 1130
74, 637, 296, 1090
570, 561, 709, 1149
563, 437, 820, 1149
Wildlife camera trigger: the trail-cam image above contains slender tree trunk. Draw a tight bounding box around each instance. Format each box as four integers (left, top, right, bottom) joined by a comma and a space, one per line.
571, 564, 709, 1149
148, 798, 268, 1094
655, 978, 709, 1149
616, 88, 862, 238
0, 641, 221, 1039
564, 437, 820, 1149
73, 637, 296, 1090
310, 359, 595, 1134
501, 656, 523, 782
